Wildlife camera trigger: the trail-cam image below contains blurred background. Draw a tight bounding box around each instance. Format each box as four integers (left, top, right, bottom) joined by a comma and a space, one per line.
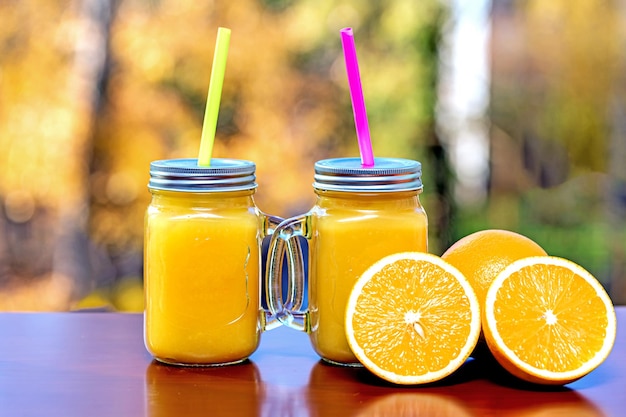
0, 0, 624, 311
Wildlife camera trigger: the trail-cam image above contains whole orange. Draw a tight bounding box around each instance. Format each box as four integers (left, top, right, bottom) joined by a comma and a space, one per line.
441, 229, 547, 306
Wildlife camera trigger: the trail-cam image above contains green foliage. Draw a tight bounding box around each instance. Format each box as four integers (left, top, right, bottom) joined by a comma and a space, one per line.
2, 0, 624, 308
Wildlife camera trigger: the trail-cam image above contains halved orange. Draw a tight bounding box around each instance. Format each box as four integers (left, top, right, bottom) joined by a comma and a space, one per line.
345, 252, 481, 385
483, 256, 617, 385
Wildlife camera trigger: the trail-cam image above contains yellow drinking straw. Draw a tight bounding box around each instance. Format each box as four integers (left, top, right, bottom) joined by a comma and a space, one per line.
198, 27, 231, 167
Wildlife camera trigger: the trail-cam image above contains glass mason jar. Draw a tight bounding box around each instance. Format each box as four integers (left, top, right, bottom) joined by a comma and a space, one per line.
267, 157, 428, 366
144, 158, 283, 366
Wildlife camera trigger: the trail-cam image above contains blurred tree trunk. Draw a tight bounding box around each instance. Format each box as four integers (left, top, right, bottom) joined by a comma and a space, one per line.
607, 95, 626, 305
0, 0, 115, 309
55, 0, 115, 302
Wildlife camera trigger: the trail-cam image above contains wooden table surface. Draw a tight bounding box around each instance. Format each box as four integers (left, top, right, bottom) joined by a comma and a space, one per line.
0, 307, 624, 417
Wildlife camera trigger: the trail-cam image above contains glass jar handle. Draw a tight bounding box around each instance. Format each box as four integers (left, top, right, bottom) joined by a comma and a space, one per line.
260, 214, 285, 331
265, 214, 310, 332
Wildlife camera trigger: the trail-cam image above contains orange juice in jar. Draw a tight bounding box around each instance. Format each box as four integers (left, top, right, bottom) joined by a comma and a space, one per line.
266, 157, 428, 365
144, 158, 281, 366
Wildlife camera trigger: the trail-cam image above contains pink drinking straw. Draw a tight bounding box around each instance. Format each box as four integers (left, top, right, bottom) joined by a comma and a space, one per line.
340, 27, 375, 167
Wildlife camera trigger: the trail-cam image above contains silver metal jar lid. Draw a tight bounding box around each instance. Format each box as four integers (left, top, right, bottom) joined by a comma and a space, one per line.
148, 158, 257, 192
313, 157, 423, 192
